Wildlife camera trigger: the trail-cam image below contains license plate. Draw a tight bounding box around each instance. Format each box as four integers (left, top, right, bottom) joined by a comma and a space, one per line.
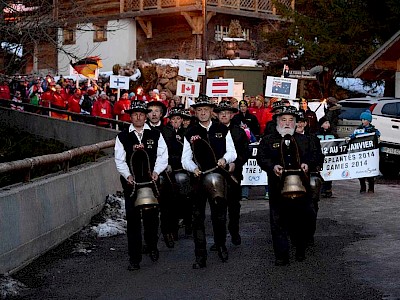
381, 147, 400, 155
337, 126, 353, 132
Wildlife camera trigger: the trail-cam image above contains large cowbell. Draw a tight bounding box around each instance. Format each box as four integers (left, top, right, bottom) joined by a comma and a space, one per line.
129, 148, 159, 209
281, 169, 307, 199
279, 135, 308, 199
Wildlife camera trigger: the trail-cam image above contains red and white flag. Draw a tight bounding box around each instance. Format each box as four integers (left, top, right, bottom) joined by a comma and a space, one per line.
176, 81, 200, 97
206, 79, 234, 97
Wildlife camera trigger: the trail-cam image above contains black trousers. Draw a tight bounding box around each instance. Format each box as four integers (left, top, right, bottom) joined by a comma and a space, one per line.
269, 190, 316, 260
192, 191, 227, 259
124, 189, 159, 264
359, 177, 375, 191
227, 182, 241, 237
159, 173, 179, 235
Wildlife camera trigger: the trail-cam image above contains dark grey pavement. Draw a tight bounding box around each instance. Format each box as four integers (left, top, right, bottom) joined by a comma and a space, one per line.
11, 178, 400, 300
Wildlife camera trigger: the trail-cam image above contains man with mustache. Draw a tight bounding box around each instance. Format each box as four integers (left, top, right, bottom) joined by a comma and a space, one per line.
256, 105, 316, 266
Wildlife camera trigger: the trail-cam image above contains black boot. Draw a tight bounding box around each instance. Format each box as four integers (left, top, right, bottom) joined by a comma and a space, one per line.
217, 245, 228, 262
163, 233, 175, 248
192, 256, 207, 269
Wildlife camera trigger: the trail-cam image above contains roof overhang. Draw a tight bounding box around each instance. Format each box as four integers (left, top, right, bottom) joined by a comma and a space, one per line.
353, 30, 400, 81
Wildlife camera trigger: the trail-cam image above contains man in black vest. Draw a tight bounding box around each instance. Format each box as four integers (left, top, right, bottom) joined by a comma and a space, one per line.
214, 100, 250, 247
182, 94, 237, 269
256, 105, 316, 266
114, 100, 168, 271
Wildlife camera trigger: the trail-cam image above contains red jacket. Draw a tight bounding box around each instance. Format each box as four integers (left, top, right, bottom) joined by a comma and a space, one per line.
0, 84, 10, 100
68, 95, 82, 114
249, 107, 269, 134
113, 99, 131, 122
92, 99, 113, 126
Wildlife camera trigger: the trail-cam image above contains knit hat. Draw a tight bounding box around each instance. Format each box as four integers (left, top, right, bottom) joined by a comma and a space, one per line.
238, 100, 248, 107
360, 110, 372, 122
318, 116, 329, 127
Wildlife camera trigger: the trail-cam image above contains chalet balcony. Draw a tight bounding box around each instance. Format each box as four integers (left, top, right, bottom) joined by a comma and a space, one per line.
122, 0, 295, 19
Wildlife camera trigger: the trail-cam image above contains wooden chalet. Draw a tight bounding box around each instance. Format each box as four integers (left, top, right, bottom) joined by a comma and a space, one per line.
56, 0, 295, 62
2, 0, 295, 74
353, 29, 400, 97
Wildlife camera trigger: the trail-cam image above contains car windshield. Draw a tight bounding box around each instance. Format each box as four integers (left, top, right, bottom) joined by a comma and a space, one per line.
339, 103, 373, 120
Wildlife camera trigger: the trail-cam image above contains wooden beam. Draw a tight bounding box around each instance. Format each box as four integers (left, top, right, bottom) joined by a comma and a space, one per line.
136, 17, 152, 38
181, 12, 202, 34
374, 60, 398, 71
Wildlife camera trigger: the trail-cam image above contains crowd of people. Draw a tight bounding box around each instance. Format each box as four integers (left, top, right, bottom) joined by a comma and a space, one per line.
1, 74, 379, 269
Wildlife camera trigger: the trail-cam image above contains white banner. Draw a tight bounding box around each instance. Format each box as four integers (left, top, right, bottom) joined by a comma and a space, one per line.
320, 133, 380, 181
265, 76, 298, 99
178, 61, 199, 81
241, 143, 268, 186
109, 75, 130, 89
176, 81, 200, 97
206, 78, 234, 97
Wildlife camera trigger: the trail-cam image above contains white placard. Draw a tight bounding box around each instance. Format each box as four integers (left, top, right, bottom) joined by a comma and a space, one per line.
241, 159, 269, 185
178, 61, 199, 81
176, 81, 200, 97
265, 76, 298, 99
109, 75, 130, 89
187, 60, 206, 75
233, 82, 243, 100
206, 78, 234, 97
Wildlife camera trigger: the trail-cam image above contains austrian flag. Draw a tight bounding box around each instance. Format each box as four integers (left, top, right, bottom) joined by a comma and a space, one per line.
206, 79, 234, 97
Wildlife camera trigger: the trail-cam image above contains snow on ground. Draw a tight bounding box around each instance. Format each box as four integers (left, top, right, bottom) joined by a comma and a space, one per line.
90, 194, 127, 237
0, 276, 27, 299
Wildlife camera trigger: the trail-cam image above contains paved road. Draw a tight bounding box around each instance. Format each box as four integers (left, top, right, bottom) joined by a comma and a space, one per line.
11, 179, 400, 299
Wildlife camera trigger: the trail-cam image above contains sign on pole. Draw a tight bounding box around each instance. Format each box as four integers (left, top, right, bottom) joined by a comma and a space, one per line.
187, 60, 206, 75
178, 61, 199, 81
109, 75, 130, 90
265, 76, 298, 99
176, 81, 200, 97
206, 78, 234, 97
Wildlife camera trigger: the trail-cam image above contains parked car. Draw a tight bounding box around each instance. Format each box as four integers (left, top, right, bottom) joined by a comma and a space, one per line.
371, 99, 400, 177
336, 97, 396, 138
336, 97, 400, 177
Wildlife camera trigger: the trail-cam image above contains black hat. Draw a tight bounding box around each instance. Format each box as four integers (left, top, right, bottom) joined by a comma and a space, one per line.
190, 94, 216, 108
181, 109, 194, 119
273, 105, 298, 119
214, 100, 238, 113
167, 108, 184, 118
318, 116, 329, 127
238, 100, 248, 107
125, 100, 151, 114
147, 100, 167, 114
296, 111, 307, 122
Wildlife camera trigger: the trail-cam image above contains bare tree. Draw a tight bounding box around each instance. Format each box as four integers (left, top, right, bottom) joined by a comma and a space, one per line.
0, 0, 124, 75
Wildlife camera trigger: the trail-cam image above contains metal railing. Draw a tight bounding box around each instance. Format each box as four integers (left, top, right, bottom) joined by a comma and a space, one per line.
0, 139, 115, 184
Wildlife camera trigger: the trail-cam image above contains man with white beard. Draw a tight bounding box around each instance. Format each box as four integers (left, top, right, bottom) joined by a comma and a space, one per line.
256, 105, 316, 266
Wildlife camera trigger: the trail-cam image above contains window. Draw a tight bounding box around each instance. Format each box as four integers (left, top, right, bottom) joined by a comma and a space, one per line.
63, 27, 76, 45
93, 23, 107, 42
214, 25, 250, 41
381, 102, 400, 117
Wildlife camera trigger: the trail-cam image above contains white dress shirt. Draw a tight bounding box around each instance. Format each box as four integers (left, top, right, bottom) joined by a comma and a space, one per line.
115, 123, 168, 179
181, 121, 237, 173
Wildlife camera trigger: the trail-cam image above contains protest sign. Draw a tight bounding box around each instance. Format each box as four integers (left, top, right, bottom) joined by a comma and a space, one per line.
320, 133, 379, 181
241, 143, 268, 186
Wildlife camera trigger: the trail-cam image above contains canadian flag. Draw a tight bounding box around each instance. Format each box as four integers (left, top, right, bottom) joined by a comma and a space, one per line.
176, 81, 200, 97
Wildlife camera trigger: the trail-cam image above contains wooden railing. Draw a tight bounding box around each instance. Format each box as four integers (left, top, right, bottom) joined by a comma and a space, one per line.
123, 0, 294, 14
